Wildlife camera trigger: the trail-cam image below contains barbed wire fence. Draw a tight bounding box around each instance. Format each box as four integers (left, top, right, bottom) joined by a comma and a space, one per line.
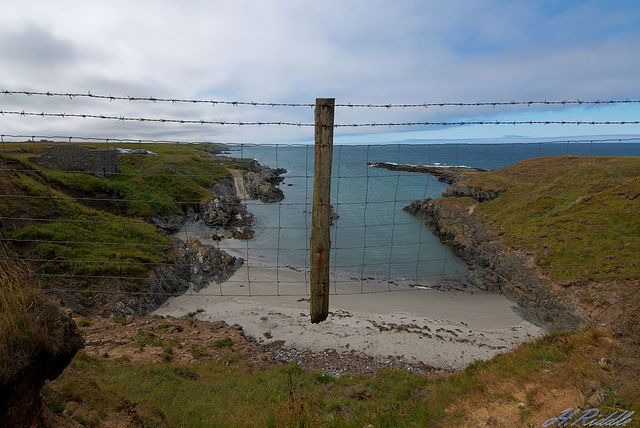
1, 90, 639, 316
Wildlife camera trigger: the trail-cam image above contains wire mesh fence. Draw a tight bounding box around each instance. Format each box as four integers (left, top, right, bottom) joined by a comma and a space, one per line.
1, 137, 639, 307
1, 88, 639, 314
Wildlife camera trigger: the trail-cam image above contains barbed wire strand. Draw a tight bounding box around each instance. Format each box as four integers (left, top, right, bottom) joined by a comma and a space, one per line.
3, 89, 640, 109
2, 109, 640, 127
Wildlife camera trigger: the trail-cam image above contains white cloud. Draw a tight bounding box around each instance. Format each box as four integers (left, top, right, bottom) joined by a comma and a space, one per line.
0, 0, 639, 143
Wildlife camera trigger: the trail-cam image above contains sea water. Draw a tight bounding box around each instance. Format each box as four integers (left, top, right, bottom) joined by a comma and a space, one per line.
218, 141, 640, 285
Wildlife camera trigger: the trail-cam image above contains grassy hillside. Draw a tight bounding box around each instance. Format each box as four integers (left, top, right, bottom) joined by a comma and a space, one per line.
1, 142, 229, 285
467, 155, 640, 281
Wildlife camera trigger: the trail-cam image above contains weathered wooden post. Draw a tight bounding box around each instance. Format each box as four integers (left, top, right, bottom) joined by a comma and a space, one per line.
310, 98, 335, 323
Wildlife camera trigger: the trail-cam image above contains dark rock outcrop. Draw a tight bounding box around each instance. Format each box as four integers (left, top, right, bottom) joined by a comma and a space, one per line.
118, 238, 243, 316
442, 182, 498, 202
199, 177, 240, 227
404, 198, 581, 330
0, 298, 84, 425
133, 175, 251, 317
127, 161, 284, 316
185, 238, 244, 292
148, 176, 254, 239
206, 153, 288, 203
147, 212, 189, 234
244, 163, 287, 203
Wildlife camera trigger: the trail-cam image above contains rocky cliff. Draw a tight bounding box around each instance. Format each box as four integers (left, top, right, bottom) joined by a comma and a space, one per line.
117, 238, 244, 316
371, 161, 580, 329
199, 177, 241, 227
243, 163, 287, 203
404, 198, 581, 330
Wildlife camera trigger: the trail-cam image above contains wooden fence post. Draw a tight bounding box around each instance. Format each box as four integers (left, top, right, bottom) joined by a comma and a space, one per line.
310, 98, 335, 323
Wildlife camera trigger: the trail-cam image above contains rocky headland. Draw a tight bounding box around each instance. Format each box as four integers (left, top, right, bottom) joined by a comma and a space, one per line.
404, 198, 580, 330
368, 162, 487, 184
369, 162, 499, 202
375, 163, 582, 331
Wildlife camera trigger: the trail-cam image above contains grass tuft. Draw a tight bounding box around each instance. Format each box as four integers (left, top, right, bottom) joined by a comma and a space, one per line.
0, 243, 56, 382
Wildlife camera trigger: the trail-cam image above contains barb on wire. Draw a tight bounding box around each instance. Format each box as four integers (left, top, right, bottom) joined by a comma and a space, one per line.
1, 109, 639, 127
3, 89, 640, 109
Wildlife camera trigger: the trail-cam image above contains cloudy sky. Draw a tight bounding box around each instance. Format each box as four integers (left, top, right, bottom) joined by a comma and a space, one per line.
1, 0, 640, 144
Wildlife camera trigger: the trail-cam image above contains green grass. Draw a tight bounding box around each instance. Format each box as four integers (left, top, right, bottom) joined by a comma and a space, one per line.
107, 150, 229, 217
4, 142, 229, 214
47, 355, 451, 427
20, 142, 231, 217
0, 244, 62, 384
468, 155, 640, 280
213, 337, 234, 348
6, 177, 170, 277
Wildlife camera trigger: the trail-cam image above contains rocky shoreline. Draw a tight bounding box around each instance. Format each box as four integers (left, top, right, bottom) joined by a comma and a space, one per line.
115, 238, 245, 316
369, 162, 582, 331
119, 157, 287, 317
404, 198, 580, 330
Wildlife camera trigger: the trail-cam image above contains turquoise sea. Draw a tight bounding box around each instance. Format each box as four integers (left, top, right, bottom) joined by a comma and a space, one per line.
219, 141, 640, 285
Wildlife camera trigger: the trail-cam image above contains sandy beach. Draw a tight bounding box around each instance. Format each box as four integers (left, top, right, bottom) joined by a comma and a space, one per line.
153, 262, 544, 370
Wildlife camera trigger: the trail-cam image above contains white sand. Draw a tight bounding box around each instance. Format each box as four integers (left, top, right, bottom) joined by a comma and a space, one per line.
153, 263, 545, 370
